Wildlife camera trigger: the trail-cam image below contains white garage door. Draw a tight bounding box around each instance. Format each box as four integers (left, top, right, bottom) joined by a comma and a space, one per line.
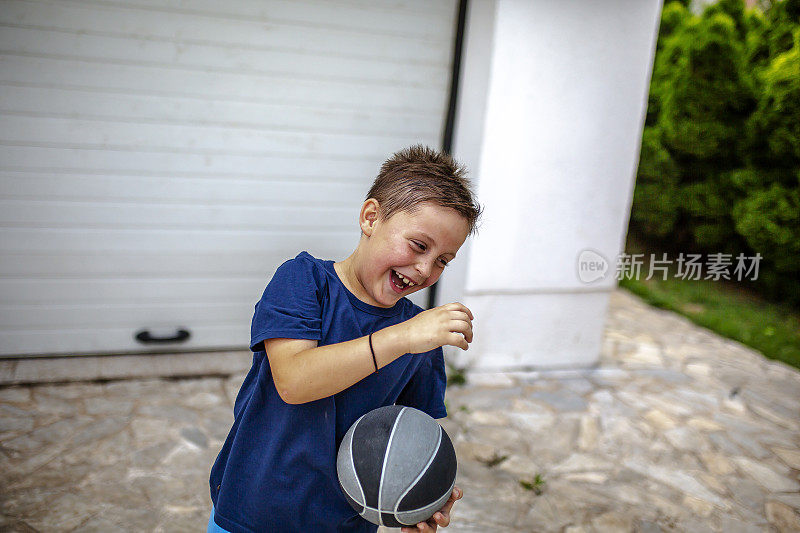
0, 0, 458, 356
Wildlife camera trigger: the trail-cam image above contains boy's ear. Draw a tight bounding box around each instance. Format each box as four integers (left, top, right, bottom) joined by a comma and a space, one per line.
360, 199, 380, 236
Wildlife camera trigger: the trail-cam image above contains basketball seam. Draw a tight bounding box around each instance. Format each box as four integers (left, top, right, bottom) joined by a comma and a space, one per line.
344, 503, 417, 526
394, 424, 443, 515
339, 483, 365, 511
349, 413, 367, 511
344, 488, 455, 527
378, 406, 406, 527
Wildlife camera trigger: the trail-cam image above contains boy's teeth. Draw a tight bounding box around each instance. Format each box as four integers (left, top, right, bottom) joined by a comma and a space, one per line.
395, 271, 415, 287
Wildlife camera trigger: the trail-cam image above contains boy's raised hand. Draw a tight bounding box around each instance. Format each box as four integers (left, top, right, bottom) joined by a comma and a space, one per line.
399, 303, 474, 354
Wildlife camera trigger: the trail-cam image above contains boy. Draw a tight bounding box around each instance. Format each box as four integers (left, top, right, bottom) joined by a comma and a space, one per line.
209, 145, 482, 533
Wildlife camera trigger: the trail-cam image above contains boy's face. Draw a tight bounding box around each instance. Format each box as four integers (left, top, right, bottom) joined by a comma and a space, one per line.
349, 200, 470, 308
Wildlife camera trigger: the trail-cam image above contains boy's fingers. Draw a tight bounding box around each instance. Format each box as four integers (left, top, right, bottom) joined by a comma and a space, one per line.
445, 302, 473, 321
434, 511, 450, 527
402, 522, 433, 533
441, 487, 462, 512
440, 497, 456, 515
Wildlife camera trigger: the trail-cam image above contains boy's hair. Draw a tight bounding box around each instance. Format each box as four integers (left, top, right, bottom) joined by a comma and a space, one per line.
366, 145, 483, 236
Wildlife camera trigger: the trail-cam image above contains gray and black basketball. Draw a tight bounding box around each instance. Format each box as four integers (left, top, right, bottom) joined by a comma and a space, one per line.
336, 405, 457, 527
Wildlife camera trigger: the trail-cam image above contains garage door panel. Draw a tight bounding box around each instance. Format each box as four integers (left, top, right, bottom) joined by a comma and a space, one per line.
0, 172, 367, 205
2, 277, 267, 305
0, 1, 453, 63
0, 27, 449, 89
92, 0, 453, 36
0, 228, 354, 253
0, 86, 441, 137
0, 247, 355, 278
0, 145, 384, 178
0, 115, 430, 160
0, 302, 251, 329
0, 200, 356, 230
0, 56, 447, 112
0, 324, 248, 356
0, 252, 283, 277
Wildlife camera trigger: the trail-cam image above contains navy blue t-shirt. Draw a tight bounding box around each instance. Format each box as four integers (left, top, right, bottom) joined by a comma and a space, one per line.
210, 251, 448, 533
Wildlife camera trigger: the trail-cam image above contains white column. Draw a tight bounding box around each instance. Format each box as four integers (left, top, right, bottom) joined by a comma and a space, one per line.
440, 0, 662, 370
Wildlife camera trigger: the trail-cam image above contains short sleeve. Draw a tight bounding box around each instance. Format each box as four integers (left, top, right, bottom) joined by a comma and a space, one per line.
395, 347, 448, 419
249, 255, 324, 352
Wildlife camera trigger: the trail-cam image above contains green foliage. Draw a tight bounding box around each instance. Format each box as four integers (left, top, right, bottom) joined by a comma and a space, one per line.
733, 182, 800, 272
480, 452, 508, 468
519, 474, 546, 495
632, 0, 800, 305
658, 12, 752, 161
751, 30, 800, 165
631, 129, 680, 237
445, 361, 467, 386
765, 0, 800, 57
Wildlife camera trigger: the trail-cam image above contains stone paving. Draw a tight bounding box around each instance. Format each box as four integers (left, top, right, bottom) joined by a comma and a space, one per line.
1, 290, 799, 532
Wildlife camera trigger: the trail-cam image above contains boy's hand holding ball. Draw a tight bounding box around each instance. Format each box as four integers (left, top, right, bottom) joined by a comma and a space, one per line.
401, 487, 463, 532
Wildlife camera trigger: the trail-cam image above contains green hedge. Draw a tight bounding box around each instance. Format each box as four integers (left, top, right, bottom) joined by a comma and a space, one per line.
631, 0, 800, 305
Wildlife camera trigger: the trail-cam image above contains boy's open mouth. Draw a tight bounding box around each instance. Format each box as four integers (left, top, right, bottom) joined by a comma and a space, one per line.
390, 269, 416, 292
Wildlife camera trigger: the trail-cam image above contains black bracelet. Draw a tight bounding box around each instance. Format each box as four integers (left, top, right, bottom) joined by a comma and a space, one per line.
368, 332, 378, 373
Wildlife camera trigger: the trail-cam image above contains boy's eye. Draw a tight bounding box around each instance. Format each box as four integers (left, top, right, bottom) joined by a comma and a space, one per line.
412, 240, 449, 268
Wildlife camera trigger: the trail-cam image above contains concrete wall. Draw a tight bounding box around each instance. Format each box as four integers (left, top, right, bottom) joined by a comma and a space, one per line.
440, 0, 663, 370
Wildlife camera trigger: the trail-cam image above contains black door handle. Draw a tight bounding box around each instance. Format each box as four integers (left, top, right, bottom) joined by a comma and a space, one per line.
135, 328, 191, 344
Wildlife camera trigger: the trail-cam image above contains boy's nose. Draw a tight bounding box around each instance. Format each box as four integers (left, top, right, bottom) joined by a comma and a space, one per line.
415, 259, 434, 280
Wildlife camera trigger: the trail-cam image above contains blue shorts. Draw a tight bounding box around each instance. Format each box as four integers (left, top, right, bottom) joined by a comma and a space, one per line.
208, 507, 231, 533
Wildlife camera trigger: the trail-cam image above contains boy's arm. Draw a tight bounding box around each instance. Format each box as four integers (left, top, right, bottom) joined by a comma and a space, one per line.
267, 302, 473, 405
266, 323, 405, 404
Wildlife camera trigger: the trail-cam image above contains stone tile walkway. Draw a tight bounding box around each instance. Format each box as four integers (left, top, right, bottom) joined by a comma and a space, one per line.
1, 290, 799, 532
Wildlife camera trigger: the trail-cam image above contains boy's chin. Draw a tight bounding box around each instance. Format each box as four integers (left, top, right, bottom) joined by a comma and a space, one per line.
378, 290, 407, 307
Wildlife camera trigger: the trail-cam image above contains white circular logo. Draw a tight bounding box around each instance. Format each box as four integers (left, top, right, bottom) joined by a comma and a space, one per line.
577, 249, 609, 283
